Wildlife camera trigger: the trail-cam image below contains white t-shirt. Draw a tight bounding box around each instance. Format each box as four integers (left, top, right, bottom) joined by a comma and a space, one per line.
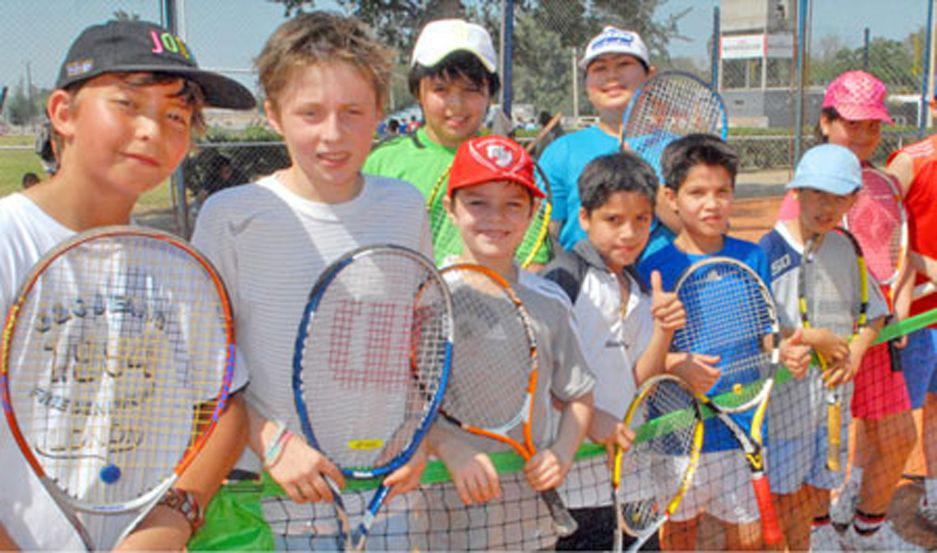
0, 193, 248, 549
0, 193, 86, 550
190, 173, 432, 471
559, 269, 651, 510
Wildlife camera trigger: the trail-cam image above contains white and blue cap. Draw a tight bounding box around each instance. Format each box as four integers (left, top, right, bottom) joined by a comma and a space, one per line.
787, 144, 862, 196
579, 26, 649, 71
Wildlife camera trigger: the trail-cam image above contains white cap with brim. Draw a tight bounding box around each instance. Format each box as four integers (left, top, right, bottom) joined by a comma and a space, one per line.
786, 144, 862, 196
411, 19, 498, 73
579, 26, 650, 70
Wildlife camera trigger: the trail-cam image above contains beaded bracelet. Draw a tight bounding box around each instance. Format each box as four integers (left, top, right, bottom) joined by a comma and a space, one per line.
263, 422, 293, 468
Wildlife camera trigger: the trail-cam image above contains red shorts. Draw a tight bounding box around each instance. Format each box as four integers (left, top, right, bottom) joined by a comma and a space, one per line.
851, 342, 911, 420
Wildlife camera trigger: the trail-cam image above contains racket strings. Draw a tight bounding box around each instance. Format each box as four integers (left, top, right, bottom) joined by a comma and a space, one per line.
805, 257, 859, 338
624, 75, 726, 170
9, 234, 230, 507
442, 271, 532, 433
301, 252, 449, 471
618, 379, 699, 535
671, 264, 776, 408
846, 172, 903, 284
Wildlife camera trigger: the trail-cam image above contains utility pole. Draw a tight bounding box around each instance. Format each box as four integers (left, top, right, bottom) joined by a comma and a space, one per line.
571, 47, 579, 124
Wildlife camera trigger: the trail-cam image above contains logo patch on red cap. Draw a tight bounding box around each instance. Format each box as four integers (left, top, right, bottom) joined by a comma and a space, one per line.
485, 144, 515, 168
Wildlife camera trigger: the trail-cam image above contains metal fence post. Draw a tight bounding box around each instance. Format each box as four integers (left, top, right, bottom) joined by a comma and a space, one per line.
499, 0, 514, 124
161, 0, 190, 237
793, 0, 809, 163
711, 6, 720, 89
920, 0, 934, 137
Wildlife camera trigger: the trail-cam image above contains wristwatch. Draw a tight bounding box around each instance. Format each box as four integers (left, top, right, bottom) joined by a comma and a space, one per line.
158, 487, 205, 533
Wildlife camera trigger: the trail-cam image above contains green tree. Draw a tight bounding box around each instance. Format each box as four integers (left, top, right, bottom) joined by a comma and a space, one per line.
6, 80, 35, 126
267, 0, 688, 115
268, 0, 684, 65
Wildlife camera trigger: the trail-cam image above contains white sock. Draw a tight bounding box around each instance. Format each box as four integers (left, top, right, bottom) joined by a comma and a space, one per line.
926, 478, 937, 505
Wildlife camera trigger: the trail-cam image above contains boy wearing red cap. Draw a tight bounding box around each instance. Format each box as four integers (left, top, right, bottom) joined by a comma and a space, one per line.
425, 135, 595, 550
0, 18, 255, 551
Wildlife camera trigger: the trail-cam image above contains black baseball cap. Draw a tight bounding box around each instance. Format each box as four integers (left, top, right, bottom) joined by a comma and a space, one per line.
56, 20, 255, 110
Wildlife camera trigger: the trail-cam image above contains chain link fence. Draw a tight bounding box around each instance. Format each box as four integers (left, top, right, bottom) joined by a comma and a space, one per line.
1, 1, 934, 232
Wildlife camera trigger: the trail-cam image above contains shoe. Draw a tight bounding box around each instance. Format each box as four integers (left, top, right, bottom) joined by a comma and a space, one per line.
843, 521, 922, 551
917, 496, 937, 531
830, 477, 860, 529
810, 524, 843, 552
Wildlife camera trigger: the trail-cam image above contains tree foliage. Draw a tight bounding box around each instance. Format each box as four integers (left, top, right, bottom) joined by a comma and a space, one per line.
6, 80, 37, 126
267, 0, 688, 114
809, 30, 924, 94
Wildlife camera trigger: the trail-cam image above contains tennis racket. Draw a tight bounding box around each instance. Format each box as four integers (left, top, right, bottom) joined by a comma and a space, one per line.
799, 229, 868, 472
425, 133, 555, 269
292, 244, 453, 550
670, 256, 783, 545
436, 263, 577, 537
844, 168, 906, 289
0, 226, 235, 551
621, 70, 729, 176
844, 167, 907, 371
612, 374, 704, 552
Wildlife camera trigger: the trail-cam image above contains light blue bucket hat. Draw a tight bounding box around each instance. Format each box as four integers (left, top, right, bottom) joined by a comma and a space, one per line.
786, 144, 862, 196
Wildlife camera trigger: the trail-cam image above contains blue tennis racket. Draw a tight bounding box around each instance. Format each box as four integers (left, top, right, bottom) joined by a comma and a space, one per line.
292, 244, 453, 550
621, 70, 728, 177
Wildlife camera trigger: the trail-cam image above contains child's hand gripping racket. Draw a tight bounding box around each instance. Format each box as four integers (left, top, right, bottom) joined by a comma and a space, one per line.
1, 227, 235, 551
799, 230, 868, 472
436, 263, 578, 537
669, 257, 784, 546
292, 244, 453, 551
621, 71, 729, 176
611, 374, 704, 552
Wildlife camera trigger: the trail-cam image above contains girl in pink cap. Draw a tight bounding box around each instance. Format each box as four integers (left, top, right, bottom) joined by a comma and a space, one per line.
776, 70, 918, 551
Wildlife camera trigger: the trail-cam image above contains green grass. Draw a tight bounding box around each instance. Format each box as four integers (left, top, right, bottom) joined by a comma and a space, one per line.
0, 140, 43, 198
0, 133, 176, 212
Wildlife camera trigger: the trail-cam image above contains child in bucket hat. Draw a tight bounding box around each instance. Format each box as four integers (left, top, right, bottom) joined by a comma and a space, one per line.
759, 144, 892, 550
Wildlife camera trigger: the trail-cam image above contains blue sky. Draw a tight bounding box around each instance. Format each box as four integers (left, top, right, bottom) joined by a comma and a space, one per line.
0, 0, 929, 96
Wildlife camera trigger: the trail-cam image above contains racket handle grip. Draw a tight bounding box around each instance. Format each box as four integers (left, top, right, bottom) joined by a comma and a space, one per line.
541, 488, 578, 537
826, 401, 842, 472
751, 475, 783, 546
888, 340, 903, 373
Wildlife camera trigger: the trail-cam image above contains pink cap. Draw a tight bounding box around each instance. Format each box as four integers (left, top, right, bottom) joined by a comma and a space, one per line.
822, 70, 894, 124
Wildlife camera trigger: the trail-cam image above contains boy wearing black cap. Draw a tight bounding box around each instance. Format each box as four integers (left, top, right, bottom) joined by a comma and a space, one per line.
0, 19, 254, 550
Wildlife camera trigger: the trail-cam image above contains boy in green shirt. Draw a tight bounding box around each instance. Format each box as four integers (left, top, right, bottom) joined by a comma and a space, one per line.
365, 18, 549, 266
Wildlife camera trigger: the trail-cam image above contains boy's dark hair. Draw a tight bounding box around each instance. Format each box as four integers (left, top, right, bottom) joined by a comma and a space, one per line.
578, 151, 658, 214
408, 51, 500, 98
661, 133, 739, 191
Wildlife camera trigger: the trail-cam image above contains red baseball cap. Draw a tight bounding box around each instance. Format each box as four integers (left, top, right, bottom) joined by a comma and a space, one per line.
822, 70, 893, 124
448, 135, 544, 198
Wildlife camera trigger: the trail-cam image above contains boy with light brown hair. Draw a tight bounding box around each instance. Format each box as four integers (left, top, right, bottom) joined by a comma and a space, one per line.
190, 12, 432, 546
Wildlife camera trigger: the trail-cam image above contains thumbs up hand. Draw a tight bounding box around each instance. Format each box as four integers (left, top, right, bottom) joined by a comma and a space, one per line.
649, 270, 685, 333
